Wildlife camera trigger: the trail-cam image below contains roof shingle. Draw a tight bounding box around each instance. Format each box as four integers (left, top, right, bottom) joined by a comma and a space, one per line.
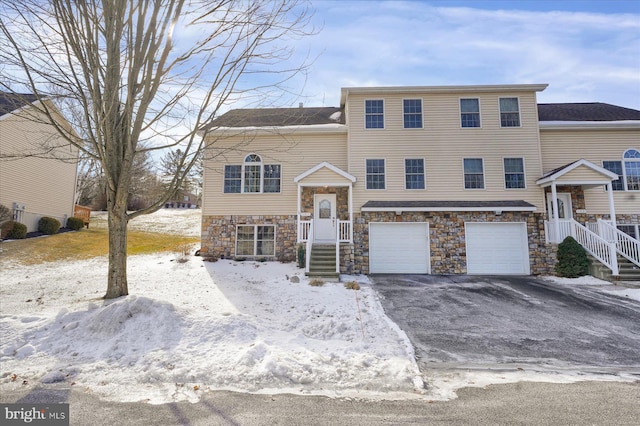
0, 92, 39, 117
204, 106, 344, 129
538, 103, 640, 122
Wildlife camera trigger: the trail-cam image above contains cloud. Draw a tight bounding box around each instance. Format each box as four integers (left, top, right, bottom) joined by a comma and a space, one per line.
287, 1, 640, 109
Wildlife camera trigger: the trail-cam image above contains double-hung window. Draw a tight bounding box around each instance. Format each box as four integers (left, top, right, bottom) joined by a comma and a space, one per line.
223, 154, 281, 193
460, 98, 480, 128
365, 100, 384, 129
499, 97, 520, 127
603, 149, 640, 191
366, 159, 386, 189
464, 158, 484, 189
236, 225, 275, 256
405, 159, 425, 189
403, 99, 423, 128
504, 158, 525, 189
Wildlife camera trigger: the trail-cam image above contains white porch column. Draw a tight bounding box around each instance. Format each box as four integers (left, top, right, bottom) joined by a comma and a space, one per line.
297, 184, 301, 242
348, 183, 353, 242
551, 182, 560, 243
606, 183, 617, 230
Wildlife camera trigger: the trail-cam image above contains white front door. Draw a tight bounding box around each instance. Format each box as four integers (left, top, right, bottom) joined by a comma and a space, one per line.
547, 192, 572, 220
314, 194, 336, 241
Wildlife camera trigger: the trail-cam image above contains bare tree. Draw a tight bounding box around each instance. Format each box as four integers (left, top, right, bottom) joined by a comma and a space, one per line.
0, 0, 313, 298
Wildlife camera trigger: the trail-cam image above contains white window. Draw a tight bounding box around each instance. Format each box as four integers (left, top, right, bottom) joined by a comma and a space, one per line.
403, 99, 423, 128
603, 149, 640, 191
504, 158, 525, 189
405, 158, 425, 189
365, 100, 384, 129
236, 225, 275, 257
224, 154, 281, 193
460, 98, 480, 128
499, 97, 520, 127
464, 158, 484, 189
366, 159, 385, 189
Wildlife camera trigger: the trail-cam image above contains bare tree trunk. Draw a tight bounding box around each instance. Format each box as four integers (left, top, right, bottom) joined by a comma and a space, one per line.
105, 190, 129, 299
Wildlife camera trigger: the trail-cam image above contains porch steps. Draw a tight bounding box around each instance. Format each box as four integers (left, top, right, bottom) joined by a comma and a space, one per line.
589, 255, 640, 283
307, 244, 339, 278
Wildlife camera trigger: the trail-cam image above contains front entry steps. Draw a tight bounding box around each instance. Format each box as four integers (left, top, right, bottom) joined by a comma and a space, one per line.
589, 255, 640, 283
306, 244, 339, 278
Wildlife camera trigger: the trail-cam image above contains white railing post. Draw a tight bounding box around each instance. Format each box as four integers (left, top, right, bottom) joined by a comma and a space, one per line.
335, 222, 340, 274
305, 223, 313, 274
609, 243, 619, 276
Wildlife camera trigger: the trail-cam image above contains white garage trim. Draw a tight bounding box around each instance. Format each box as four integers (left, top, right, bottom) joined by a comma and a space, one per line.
369, 222, 430, 274
465, 222, 530, 275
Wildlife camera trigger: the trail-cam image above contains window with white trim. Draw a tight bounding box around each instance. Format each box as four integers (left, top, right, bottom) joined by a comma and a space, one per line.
365, 100, 384, 129
464, 158, 484, 189
405, 158, 425, 189
460, 98, 480, 128
366, 159, 385, 189
223, 154, 281, 193
403, 99, 422, 128
504, 158, 525, 189
603, 149, 640, 191
236, 225, 275, 256
499, 97, 520, 127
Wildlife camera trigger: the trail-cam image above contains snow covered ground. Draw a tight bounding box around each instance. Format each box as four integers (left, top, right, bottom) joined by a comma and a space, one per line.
1, 208, 638, 404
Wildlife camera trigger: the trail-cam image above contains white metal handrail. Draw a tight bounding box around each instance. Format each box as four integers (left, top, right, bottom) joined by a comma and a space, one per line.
597, 219, 640, 267
335, 222, 340, 274
545, 219, 618, 276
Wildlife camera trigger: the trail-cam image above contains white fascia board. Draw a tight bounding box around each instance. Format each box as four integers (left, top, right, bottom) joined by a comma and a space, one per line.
201, 123, 348, 137
539, 121, 640, 130
340, 84, 548, 105
537, 159, 618, 186
294, 161, 356, 183
361, 206, 538, 212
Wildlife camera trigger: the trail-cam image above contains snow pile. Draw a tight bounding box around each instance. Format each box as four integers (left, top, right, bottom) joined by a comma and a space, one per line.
543, 275, 640, 302
0, 255, 423, 403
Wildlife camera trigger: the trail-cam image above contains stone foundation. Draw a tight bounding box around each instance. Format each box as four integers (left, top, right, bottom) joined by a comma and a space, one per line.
352, 211, 555, 275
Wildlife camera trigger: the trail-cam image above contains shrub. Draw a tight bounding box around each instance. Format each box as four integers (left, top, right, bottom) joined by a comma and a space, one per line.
67, 217, 85, 231
555, 236, 589, 278
38, 217, 61, 235
7, 221, 27, 239
297, 244, 306, 269
309, 278, 324, 287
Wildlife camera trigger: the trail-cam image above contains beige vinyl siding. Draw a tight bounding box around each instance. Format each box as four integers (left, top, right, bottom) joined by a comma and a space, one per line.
0, 111, 78, 232
540, 128, 640, 215
557, 167, 613, 183
347, 90, 545, 209
203, 132, 347, 215
298, 167, 351, 185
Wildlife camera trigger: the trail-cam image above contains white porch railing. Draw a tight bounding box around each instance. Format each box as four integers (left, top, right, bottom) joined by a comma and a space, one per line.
545, 219, 619, 276
595, 220, 640, 268
335, 222, 341, 274
298, 220, 311, 243
298, 219, 351, 243
305, 223, 313, 274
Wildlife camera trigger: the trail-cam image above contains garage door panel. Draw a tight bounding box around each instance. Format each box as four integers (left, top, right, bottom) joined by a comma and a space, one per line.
466, 223, 529, 275
370, 223, 429, 274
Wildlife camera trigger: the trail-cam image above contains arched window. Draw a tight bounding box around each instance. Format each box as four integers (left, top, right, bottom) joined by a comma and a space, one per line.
624, 149, 640, 191
244, 154, 262, 193
223, 153, 281, 193
603, 149, 640, 191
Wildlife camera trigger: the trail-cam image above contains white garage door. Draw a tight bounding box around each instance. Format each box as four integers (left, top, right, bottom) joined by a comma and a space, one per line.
465, 222, 530, 275
369, 223, 430, 273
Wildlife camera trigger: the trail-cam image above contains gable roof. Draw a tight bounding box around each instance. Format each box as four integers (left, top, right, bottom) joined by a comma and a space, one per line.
294, 161, 356, 183
0, 92, 39, 117
203, 106, 344, 130
538, 103, 640, 122
536, 159, 618, 187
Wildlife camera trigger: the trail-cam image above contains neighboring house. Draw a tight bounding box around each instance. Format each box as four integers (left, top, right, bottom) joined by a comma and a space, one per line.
200, 85, 640, 279
0, 92, 79, 233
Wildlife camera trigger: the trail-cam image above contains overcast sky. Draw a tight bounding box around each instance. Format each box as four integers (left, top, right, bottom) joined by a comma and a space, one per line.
285, 0, 640, 109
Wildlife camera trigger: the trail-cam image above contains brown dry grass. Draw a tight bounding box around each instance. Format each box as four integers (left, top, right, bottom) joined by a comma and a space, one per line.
0, 228, 199, 266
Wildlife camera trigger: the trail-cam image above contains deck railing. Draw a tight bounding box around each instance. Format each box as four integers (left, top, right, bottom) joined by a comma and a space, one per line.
298, 219, 351, 243
595, 220, 640, 267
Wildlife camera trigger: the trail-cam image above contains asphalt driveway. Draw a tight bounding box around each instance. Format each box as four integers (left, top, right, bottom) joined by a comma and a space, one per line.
370, 275, 640, 374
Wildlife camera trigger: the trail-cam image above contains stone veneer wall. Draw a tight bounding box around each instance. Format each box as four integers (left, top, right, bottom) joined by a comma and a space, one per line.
301, 187, 349, 220
201, 215, 298, 262
352, 211, 555, 275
